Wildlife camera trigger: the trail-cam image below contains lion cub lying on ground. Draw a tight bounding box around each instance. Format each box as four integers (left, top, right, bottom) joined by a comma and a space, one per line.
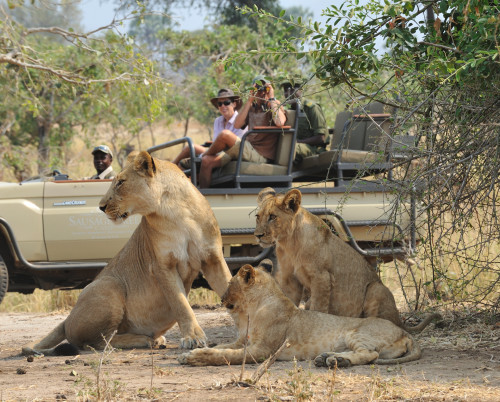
179, 260, 421, 367
23, 152, 232, 356
254, 187, 439, 333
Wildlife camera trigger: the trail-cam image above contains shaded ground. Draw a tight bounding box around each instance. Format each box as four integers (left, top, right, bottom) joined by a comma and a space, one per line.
0, 308, 499, 401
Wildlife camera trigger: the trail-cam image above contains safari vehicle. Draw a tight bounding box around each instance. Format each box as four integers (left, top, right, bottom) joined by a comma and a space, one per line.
0, 102, 417, 304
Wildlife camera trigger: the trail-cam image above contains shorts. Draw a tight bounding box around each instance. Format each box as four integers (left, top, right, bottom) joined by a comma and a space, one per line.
220, 138, 267, 167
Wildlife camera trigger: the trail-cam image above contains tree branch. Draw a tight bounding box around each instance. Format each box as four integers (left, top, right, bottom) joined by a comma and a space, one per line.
418, 41, 463, 54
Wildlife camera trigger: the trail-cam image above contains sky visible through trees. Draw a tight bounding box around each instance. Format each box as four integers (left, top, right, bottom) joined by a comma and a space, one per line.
80, 0, 340, 31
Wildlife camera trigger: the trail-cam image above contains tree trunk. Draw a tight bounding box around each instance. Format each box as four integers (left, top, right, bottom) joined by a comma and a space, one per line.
184, 116, 190, 137
37, 121, 50, 174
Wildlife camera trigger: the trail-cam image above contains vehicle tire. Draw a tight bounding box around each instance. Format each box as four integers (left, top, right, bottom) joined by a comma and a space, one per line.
0, 256, 8, 305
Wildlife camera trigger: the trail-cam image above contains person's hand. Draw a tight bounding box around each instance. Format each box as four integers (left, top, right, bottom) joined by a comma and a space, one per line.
267, 84, 275, 99
248, 87, 258, 103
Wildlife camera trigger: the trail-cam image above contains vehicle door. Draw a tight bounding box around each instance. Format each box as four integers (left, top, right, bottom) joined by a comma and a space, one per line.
43, 180, 140, 261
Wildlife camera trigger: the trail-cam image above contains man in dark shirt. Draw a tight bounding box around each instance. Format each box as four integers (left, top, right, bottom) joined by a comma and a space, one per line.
281, 79, 329, 164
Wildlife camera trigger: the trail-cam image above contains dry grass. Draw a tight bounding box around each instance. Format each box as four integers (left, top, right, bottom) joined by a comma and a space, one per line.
0, 289, 82, 313
265, 369, 500, 401
0, 287, 220, 313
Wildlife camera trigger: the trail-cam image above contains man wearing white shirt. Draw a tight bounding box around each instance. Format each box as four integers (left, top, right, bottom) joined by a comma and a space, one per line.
90, 145, 115, 180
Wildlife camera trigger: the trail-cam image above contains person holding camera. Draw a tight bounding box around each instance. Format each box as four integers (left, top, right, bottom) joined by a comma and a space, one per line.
172, 88, 247, 168
198, 76, 287, 188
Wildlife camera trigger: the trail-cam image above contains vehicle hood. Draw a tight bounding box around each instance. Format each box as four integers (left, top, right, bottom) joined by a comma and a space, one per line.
0, 181, 45, 199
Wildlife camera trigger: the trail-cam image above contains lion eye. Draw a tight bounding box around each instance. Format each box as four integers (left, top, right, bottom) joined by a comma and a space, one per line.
269, 214, 276, 221
116, 179, 125, 188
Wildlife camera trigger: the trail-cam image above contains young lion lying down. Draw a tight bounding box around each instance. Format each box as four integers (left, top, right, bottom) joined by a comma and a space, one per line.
179, 260, 421, 368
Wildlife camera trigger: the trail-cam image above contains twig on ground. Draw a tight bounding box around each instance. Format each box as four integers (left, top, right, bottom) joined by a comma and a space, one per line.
150, 344, 154, 390
240, 314, 250, 382
251, 338, 289, 385
96, 330, 117, 400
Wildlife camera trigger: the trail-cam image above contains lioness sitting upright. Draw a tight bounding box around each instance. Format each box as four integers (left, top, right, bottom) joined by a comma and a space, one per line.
254, 187, 438, 333
23, 151, 232, 356
179, 261, 421, 367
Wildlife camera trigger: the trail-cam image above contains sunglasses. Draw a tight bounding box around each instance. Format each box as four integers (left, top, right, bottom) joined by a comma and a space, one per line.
217, 100, 233, 107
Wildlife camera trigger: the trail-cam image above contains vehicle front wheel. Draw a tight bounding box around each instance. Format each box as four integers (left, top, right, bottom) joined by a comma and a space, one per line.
0, 256, 8, 305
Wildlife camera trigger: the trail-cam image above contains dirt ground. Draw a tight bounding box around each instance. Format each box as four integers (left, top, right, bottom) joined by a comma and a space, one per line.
1, 307, 499, 401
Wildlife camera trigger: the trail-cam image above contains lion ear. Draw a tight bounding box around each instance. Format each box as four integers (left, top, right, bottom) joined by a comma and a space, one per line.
283, 189, 302, 213
134, 151, 156, 177
258, 259, 273, 273
238, 264, 256, 285
257, 187, 276, 205
126, 150, 140, 165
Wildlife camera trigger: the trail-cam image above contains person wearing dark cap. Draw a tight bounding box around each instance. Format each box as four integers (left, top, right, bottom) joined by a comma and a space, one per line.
90, 145, 115, 180
281, 78, 329, 164
172, 89, 248, 168
198, 76, 287, 188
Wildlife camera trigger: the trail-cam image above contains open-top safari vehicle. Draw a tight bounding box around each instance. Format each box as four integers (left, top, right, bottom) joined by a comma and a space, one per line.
0, 101, 418, 304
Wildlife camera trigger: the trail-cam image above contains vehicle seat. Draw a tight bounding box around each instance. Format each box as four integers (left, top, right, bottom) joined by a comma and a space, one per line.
292, 102, 394, 185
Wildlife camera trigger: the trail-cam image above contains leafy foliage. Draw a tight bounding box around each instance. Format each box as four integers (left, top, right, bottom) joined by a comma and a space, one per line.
240, 0, 499, 311
0, 2, 169, 179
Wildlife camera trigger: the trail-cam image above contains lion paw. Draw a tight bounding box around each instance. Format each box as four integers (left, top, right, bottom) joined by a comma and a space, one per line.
153, 336, 167, 348
177, 348, 211, 366
326, 355, 351, 368
314, 353, 329, 367
180, 333, 207, 349
178, 352, 190, 365
314, 353, 351, 368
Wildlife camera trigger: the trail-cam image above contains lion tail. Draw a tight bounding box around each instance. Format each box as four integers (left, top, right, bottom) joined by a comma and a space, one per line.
375, 335, 421, 365
22, 320, 79, 356
404, 313, 441, 334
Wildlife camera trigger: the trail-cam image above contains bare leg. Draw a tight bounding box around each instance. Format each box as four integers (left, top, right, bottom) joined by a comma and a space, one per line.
199, 153, 224, 188
172, 144, 207, 166
203, 130, 238, 156
199, 130, 239, 188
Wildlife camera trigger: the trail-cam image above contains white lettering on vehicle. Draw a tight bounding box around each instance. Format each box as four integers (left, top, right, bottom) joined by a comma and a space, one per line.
67, 212, 141, 239
53, 200, 87, 206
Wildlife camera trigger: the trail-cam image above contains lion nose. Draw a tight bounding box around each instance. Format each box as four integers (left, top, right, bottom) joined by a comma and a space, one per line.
99, 205, 107, 213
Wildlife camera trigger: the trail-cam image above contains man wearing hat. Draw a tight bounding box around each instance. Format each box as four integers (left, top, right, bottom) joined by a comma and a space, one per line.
90, 145, 116, 180
172, 88, 248, 168
198, 76, 287, 188
281, 78, 329, 164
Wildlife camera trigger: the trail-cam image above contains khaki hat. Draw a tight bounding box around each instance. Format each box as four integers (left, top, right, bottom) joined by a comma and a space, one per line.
210, 89, 242, 110
92, 145, 113, 158
252, 75, 270, 87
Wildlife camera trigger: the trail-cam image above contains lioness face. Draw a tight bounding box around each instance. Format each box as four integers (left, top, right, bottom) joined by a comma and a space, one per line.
99, 151, 159, 222
254, 188, 302, 247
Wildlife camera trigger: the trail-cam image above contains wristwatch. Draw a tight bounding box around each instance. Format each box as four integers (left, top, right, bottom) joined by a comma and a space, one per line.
268, 97, 276, 101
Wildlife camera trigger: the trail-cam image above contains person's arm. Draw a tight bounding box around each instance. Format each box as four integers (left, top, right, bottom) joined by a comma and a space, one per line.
235, 90, 256, 129
297, 102, 328, 145
266, 85, 286, 127
297, 135, 326, 146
